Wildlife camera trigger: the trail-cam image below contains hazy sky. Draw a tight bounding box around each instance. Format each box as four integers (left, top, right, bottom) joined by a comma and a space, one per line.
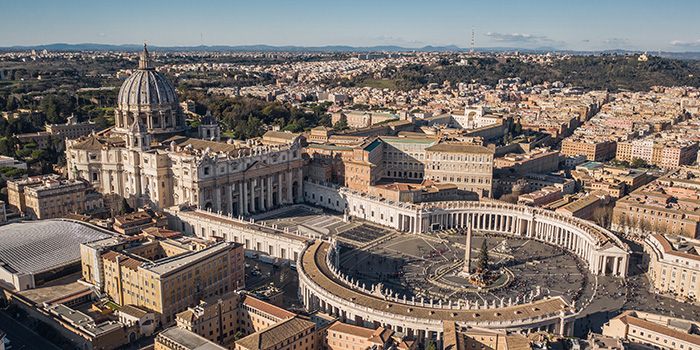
3, 0, 700, 51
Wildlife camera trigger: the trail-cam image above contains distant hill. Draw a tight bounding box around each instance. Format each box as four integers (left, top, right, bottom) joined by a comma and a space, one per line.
3, 43, 700, 59
1, 43, 464, 53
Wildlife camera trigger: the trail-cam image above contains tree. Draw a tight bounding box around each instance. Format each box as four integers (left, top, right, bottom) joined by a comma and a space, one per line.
631, 158, 647, 168
593, 206, 613, 229
120, 198, 133, 215
616, 212, 628, 231
477, 239, 489, 271
513, 121, 522, 134
426, 340, 437, 350
498, 192, 519, 204
30, 149, 47, 160
333, 119, 348, 132
638, 219, 650, 237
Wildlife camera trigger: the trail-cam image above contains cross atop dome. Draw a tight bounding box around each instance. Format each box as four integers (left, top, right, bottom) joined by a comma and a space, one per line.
139, 43, 154, 70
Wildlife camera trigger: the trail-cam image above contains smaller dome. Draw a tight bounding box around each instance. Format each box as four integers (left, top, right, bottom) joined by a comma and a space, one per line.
130, 120, 148, 134
201, 110, 217, 125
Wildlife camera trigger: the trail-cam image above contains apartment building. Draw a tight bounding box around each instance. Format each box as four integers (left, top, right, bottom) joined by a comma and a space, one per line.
443, 321, 532, 350
326, 322, 395, 350
235, 317, 317, 350
518, 186, 563, 207
613, 169, 700, 238
175, 292, 296, 348
494, 149, 560, 174
561, 138, 617, 162
380, 136, 437, 182
603, 311, 700, 350
617, 139, 698, 169
155, 326, 227, 350
555, 195, 602, 220
45, 115, 96, 140
7, 174, 89, 219
113, 209, 168, 235
344, 139, 384, 191
81, 236, 245, 325
424, 142, 495, 198
644, 234, 700, 300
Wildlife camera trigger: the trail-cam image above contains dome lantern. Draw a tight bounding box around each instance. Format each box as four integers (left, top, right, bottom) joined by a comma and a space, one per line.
139, 43, 154, 70
113, 43, 185, 139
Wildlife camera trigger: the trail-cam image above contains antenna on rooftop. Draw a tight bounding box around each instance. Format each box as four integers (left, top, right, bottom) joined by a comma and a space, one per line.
470, 26, 475, 55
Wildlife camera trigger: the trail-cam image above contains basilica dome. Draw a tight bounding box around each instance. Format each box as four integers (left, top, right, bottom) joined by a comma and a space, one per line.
117, 64, 178, 107
113, 44, 185, 139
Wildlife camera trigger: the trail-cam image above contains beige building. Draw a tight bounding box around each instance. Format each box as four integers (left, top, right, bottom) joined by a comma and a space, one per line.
235, 316, 317, 350
7, 174, 89, 219
7, 175, 43, 212
424, 142, 495, 198
561, 139, 616, 161
156, 326, 227, 350
494, 149, 560, 174
326, 321, 403, 350
644, 234, 700, 300
613, 169, 700, 239
443, 321, 532, 350
617, 140, 698, 169
113, 209, 168, 235
46, 114, 96, 140
81, 235, 245, 325
175, 292, 296, 348
602, 310, 700, 350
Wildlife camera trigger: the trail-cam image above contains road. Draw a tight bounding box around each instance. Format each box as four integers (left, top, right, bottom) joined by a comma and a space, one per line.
0, 311, 61, 350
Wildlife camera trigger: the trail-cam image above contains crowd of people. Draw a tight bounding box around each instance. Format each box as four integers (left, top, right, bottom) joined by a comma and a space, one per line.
338, 233, 592, 308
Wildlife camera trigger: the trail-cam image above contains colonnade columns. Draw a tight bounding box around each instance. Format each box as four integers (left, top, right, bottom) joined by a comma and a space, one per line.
287, 172, 293, 204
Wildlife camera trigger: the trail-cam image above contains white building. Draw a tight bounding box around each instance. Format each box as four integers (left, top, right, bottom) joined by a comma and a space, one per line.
66, 46, 306, 213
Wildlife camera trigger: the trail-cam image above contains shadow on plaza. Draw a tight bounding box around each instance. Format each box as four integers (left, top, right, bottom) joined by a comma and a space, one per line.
574, 310, 621, 338
340, 247, 413, 294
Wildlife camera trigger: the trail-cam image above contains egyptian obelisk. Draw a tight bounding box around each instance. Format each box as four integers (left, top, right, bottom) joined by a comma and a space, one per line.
463, 224, 472, 275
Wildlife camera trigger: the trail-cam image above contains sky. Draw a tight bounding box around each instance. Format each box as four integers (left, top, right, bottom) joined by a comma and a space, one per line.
3, 0, 700, 51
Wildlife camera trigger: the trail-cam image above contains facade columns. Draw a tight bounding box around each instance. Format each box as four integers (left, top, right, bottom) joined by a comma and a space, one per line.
226, 183, 233, 215
267, 175, 273, 209
277, 173, 283, 205
243, 180, 249, 215
237, 181, 244, 216
214, 185, 221, 212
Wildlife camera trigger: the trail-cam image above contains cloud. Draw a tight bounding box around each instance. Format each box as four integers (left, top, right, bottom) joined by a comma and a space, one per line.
581, 39, 590, 43
484, 32, 566, 48
603, 38, 629, 46
670, 39, 700, 47
372, 35, 423, 46
485, 32, 550, 43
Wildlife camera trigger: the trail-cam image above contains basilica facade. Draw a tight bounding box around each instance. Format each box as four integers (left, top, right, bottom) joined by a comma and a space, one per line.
66, 45, 306, 212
